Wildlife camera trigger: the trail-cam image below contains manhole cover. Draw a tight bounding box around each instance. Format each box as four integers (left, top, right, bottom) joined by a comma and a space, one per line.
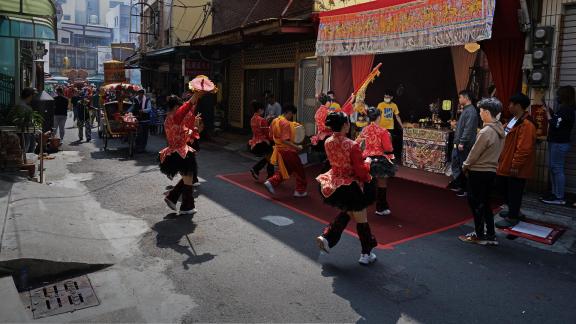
21, 275, 100, 319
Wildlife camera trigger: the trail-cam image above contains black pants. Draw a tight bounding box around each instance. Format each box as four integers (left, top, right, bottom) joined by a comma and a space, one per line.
467, 171, 496, 238
135, 124, 149, 151
503, 176, 526, 219
252, 157, 275, 178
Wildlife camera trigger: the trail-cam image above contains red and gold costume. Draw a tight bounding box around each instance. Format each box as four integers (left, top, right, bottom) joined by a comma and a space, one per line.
311, 104, 332, 146
158, 100, 197, 179
356, 123, 393, 159
317, 133, 371, 200
267, 115, 307, 193
249, 113, 270, 149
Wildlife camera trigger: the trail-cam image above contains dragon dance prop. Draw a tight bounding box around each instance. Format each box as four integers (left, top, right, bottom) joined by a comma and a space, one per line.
341, 63, 383, 115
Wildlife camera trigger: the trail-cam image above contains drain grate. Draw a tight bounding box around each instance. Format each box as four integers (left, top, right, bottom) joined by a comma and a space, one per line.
22, 275, 100, 319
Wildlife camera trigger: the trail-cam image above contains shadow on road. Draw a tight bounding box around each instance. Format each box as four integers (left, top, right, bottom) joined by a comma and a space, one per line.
152, 214, 216, 269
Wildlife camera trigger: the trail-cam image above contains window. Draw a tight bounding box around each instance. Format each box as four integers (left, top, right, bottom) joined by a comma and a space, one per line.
114, 17, 118, 27
120, 17, 129, 28
61, 37, 69, 44
63, 15, 71, 21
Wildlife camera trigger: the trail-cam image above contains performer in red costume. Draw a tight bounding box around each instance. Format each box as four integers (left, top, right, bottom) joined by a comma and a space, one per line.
315, 112, 378, 265
161, 76, 217, 215
248, 101, 275, 180
356, 107, 396, 216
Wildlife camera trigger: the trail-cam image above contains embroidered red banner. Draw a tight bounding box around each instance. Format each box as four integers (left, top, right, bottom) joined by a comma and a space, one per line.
316, 0, 496, 56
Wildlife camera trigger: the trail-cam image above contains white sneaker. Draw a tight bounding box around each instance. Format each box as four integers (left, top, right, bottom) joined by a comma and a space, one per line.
192, 182, 201, 187
316, 236, 330, 253
179, 208, 197, 215
293, 191, 308, 198
264, 181, 275, 195
358, 253, 377, 265
375, 209, 391, 216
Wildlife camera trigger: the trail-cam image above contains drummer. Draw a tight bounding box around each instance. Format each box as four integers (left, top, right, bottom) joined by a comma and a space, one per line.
129, 89, 152, 153
264, 105, 308, 198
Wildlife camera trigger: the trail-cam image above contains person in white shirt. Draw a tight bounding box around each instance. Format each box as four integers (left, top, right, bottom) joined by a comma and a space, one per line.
265, 94, 282, 122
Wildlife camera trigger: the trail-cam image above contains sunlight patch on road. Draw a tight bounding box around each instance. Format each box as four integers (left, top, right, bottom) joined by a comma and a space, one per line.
262, 215, 294, 227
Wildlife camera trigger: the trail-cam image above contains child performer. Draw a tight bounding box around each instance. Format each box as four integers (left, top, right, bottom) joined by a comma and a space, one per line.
316, 112, 379, 265
248, 100, 275, 180
160, 94, 201, 215
264, 105, 308, 197
311, 93, 333, 172
356, 107, 396, 216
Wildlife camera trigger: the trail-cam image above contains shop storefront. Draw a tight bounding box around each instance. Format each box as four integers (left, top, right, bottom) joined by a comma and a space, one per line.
0, 0, 57, 110
189, 18, 317, 131
316, 0, 525, 175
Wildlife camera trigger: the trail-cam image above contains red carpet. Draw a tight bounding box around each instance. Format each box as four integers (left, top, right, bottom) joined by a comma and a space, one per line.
218, 165, 473, 249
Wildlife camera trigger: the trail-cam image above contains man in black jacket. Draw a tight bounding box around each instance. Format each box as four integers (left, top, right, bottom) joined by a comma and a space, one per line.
541, 86, 576, 205
448, 90, 479, 197
53, 88, 69, 140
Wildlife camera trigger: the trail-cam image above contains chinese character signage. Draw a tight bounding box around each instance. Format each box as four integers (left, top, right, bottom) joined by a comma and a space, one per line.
182, 59, 211, 77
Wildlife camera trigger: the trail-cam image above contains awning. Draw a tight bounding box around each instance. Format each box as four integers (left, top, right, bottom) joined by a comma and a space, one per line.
189, 18, 315, 46
0, 0, 57, 40
316, 0, 496, 56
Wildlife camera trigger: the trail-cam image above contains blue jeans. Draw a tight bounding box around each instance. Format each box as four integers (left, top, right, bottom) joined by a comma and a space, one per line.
548, 142, 571, 199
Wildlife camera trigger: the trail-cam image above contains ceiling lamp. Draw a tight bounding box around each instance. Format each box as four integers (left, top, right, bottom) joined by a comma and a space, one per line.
464, 42, 481, 53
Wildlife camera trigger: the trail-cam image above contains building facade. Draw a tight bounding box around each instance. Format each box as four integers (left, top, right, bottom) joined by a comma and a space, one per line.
48, 0, 113, 77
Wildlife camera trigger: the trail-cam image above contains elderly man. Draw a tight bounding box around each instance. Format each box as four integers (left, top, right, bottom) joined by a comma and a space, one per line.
129, 89, 152, 152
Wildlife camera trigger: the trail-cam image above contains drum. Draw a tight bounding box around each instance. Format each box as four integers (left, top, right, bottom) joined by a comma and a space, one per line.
291, 122, 305, 144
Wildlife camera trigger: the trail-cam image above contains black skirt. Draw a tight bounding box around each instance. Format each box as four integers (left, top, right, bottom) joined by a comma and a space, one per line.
251, 142, 273, 157
369, 156, 397, 178
312, 139, 326, 153
159, 151, 197, 180
321, 179, 376, 212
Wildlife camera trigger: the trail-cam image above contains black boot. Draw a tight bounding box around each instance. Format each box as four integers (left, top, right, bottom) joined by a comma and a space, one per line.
266, 162, 275, 179
321, 212, 350, 248
179, 184, 196, 215
357, 223, 377, 254
375, 187, 390, 215
164, 179, 184, 210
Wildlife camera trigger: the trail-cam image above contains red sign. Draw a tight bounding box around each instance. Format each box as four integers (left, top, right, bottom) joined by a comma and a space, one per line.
183, 59, 210, 77
531, 104, 548, 139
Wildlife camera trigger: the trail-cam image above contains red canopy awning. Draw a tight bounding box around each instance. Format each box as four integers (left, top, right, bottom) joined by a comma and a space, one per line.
316, 0, 496, 56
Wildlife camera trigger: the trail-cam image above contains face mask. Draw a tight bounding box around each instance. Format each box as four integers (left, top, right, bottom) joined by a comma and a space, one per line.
384, 98, 391, 103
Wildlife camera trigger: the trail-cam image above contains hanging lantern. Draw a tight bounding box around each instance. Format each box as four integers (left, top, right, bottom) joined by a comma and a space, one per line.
464, 42, 481, 53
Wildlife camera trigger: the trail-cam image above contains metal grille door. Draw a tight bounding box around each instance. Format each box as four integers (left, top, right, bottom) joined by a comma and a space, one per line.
299, 58, 318, 136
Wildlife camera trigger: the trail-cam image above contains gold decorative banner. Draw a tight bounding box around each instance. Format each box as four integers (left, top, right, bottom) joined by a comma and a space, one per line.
402, 128, 451, 174
316, 0, 495, 56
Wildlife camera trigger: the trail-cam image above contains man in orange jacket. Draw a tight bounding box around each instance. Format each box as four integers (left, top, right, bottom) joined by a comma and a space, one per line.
495, 93, 537, 228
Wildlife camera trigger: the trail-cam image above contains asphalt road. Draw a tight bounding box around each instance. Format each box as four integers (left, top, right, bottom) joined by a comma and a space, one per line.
56, 128, 576, 324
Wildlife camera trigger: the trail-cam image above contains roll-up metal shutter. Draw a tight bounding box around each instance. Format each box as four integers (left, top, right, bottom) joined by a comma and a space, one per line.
558, 5, 576, 194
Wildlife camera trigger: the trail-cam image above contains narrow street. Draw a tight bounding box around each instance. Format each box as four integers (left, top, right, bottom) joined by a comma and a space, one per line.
15, 126, 574, 323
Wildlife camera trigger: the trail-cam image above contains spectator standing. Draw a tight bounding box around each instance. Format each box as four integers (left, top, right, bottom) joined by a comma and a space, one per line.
496, 93, 537, 228
448, 90, 479, 197
265, 94, 282, 122
458, 97, 505, 245
53, 88, 69, 140
129, 89, 152, 152
76, 96, 91, 142
540, 86, 576, 205
10, 87, 38, 152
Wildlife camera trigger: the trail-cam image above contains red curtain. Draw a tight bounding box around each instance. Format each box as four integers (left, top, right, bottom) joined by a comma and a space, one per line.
330, 56, 354, 106
481, 0, 524, 119
351, 55, 375, 91
451, 46, 478, 93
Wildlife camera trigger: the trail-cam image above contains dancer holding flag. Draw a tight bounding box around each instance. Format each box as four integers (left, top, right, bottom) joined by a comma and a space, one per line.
315, 112, 378, 265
